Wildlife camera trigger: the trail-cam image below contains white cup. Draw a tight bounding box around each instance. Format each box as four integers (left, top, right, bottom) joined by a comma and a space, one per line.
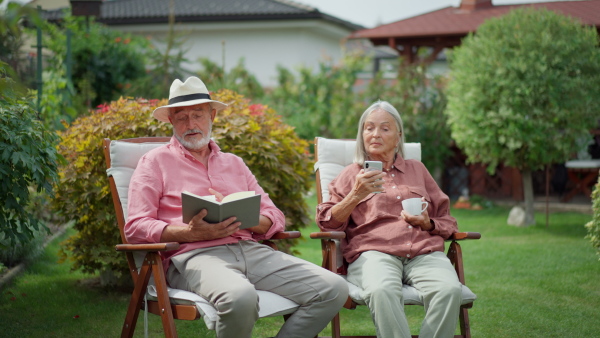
402, 198, 428, 216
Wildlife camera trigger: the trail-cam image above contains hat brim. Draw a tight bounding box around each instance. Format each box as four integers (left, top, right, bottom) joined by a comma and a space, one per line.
152, 99, 228, 123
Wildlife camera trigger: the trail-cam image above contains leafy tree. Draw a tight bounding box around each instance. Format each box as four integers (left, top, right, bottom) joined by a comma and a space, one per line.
446, 8, 600, 225
196, 57, 264, 99
265, 52, 368, 140
41, 14, 148, 109
0, 61, 60, 248
0, 1, 41, 84
125, 1, 189, 100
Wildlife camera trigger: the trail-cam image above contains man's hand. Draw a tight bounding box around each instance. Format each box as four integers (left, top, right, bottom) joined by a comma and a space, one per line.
160, 208, 240, 243
187, 209, 240, 241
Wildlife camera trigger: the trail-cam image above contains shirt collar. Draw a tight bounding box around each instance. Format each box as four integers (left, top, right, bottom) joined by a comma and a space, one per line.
393, 153, 406, 173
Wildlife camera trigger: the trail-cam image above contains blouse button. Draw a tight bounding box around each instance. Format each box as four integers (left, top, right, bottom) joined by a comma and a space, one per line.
392, 174, 395, 177
408, 225, 412, 229
407, 254, 411, 258
393, 186, 396, 189
396, 196, 400, 199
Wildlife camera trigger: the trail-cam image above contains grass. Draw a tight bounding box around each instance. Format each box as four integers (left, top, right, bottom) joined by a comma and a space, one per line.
1, 195, 598, 337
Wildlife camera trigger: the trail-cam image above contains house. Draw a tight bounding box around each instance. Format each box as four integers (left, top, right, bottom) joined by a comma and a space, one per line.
35, 0, 363, 87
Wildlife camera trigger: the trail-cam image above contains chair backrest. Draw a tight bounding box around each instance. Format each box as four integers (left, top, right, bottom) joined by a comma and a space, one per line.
314, 137, 421, 204
103, 137, 171, 240
103, 136, 170, 271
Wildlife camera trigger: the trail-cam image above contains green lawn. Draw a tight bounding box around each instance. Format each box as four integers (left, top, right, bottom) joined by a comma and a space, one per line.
1, 197, 598, 337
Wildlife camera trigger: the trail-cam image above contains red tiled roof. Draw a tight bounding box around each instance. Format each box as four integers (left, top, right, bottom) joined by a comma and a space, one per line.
350, 0, 600, 39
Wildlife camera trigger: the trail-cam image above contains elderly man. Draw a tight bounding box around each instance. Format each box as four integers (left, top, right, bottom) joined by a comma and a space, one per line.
125, 76, 348, 338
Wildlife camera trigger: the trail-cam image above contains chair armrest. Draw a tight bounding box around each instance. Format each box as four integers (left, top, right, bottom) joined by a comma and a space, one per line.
309, 231, 346, 240
270, 231, 301, 240
449, 232, 481, 241
115, 242, 181, 252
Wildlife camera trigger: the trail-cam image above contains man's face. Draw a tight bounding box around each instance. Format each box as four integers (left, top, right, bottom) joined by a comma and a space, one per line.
169, 103, 216, 151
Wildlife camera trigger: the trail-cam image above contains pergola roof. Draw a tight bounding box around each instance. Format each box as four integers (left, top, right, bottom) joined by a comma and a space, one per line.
350, 0, 600, 50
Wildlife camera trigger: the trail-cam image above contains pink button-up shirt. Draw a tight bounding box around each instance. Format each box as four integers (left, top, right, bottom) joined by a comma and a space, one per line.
316, 155, 457, 264
125, 137, 285, 273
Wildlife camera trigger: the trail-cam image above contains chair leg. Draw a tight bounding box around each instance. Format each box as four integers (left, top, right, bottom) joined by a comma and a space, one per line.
148, 252, 178, 338
459, 307, 471, 338
331, 313, 341, 338
121, 257, 153, 338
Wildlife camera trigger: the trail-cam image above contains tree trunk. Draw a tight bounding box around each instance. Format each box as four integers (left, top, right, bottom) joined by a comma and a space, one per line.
522, 168, 536, 226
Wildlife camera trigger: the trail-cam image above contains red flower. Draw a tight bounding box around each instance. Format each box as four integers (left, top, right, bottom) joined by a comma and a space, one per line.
96, 104, 110, 113
249, 104, 264, 116
115, 37, 122, 43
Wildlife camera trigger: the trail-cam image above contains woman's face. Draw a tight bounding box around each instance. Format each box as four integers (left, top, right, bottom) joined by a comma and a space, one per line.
362, 108, 401, 159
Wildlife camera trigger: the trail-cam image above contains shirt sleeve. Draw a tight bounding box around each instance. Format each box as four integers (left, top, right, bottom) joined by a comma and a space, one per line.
124, 155, 172, 244
316, 171, 352, 232
420, 163, 458, 239
238, 161, 286, 240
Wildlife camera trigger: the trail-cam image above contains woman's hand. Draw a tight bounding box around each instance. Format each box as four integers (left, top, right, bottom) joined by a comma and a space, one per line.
401, 197, 433, 231
350, 169, 386, 201
330, 169, 386, 223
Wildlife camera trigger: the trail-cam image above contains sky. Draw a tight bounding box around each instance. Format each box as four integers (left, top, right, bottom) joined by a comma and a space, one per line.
293, 0, 575, 28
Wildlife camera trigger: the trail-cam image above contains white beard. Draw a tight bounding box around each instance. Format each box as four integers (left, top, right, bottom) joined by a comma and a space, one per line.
175, 124, 212, 151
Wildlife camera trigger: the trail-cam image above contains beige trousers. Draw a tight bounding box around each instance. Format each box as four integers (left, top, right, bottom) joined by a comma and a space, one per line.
167, 240, 348, 338
347, 251, 462, 338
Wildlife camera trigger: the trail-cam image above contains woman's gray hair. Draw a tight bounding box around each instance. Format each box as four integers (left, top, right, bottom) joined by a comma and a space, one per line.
354, 100, 405, 165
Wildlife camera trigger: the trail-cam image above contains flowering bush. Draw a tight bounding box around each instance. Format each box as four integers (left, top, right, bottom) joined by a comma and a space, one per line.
585, 176, 600, 260
54, 91, 312, 280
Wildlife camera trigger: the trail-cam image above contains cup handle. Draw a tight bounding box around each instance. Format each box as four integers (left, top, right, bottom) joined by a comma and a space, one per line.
421, 201, 429, 213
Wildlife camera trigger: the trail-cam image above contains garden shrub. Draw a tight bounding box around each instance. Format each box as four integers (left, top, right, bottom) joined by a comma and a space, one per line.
54, 91, 312, 279
585, 175, 600, 260
0, 62, 60, 251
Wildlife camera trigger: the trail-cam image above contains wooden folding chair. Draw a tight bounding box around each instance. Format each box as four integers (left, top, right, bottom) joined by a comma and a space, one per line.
103, 137, 301, 338
310, 137, 481, 338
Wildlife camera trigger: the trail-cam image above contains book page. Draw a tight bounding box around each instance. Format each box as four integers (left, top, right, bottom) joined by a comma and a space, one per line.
222, 191, 256, 203
182, 190, 217, 202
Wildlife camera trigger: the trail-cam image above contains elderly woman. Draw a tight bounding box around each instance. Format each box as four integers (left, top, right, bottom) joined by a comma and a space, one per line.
316, 100, 462, 338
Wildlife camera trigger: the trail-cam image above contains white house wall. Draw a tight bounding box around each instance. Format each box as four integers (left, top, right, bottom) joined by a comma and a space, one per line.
111, 20, 351, 87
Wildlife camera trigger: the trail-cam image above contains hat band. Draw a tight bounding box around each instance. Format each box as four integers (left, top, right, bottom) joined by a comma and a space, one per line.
169, 93, 211, 105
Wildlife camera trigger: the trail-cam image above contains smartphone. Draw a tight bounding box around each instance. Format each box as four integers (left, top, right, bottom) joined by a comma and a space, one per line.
364, 161, 383, 172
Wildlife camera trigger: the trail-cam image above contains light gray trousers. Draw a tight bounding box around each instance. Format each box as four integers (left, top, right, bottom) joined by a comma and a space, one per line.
167, 240, 348, 338
347, 251, 462, 338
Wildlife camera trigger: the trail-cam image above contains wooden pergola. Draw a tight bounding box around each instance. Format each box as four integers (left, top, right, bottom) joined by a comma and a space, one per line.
349, 0, 600, 65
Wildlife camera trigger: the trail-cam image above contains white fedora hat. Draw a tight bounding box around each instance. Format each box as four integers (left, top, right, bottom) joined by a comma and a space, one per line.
152, 76, 228, 123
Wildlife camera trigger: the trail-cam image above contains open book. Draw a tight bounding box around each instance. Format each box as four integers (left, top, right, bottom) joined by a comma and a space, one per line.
181, 191, 261, 229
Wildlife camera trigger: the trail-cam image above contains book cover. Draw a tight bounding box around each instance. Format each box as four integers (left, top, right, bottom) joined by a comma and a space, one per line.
181, 191, 261, 229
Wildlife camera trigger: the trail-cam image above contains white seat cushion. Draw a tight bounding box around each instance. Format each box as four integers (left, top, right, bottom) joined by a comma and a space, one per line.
342, 276, 477, 306
147, 285, 299, 330
107, 139, 299, 329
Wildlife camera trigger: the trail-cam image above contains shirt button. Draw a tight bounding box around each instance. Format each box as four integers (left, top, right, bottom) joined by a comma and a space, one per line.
407, 254, 411, 257
396, 196, 400, 199
408, 225, 412, 229
393, 186, 396, 189
392, 174, 395, 177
